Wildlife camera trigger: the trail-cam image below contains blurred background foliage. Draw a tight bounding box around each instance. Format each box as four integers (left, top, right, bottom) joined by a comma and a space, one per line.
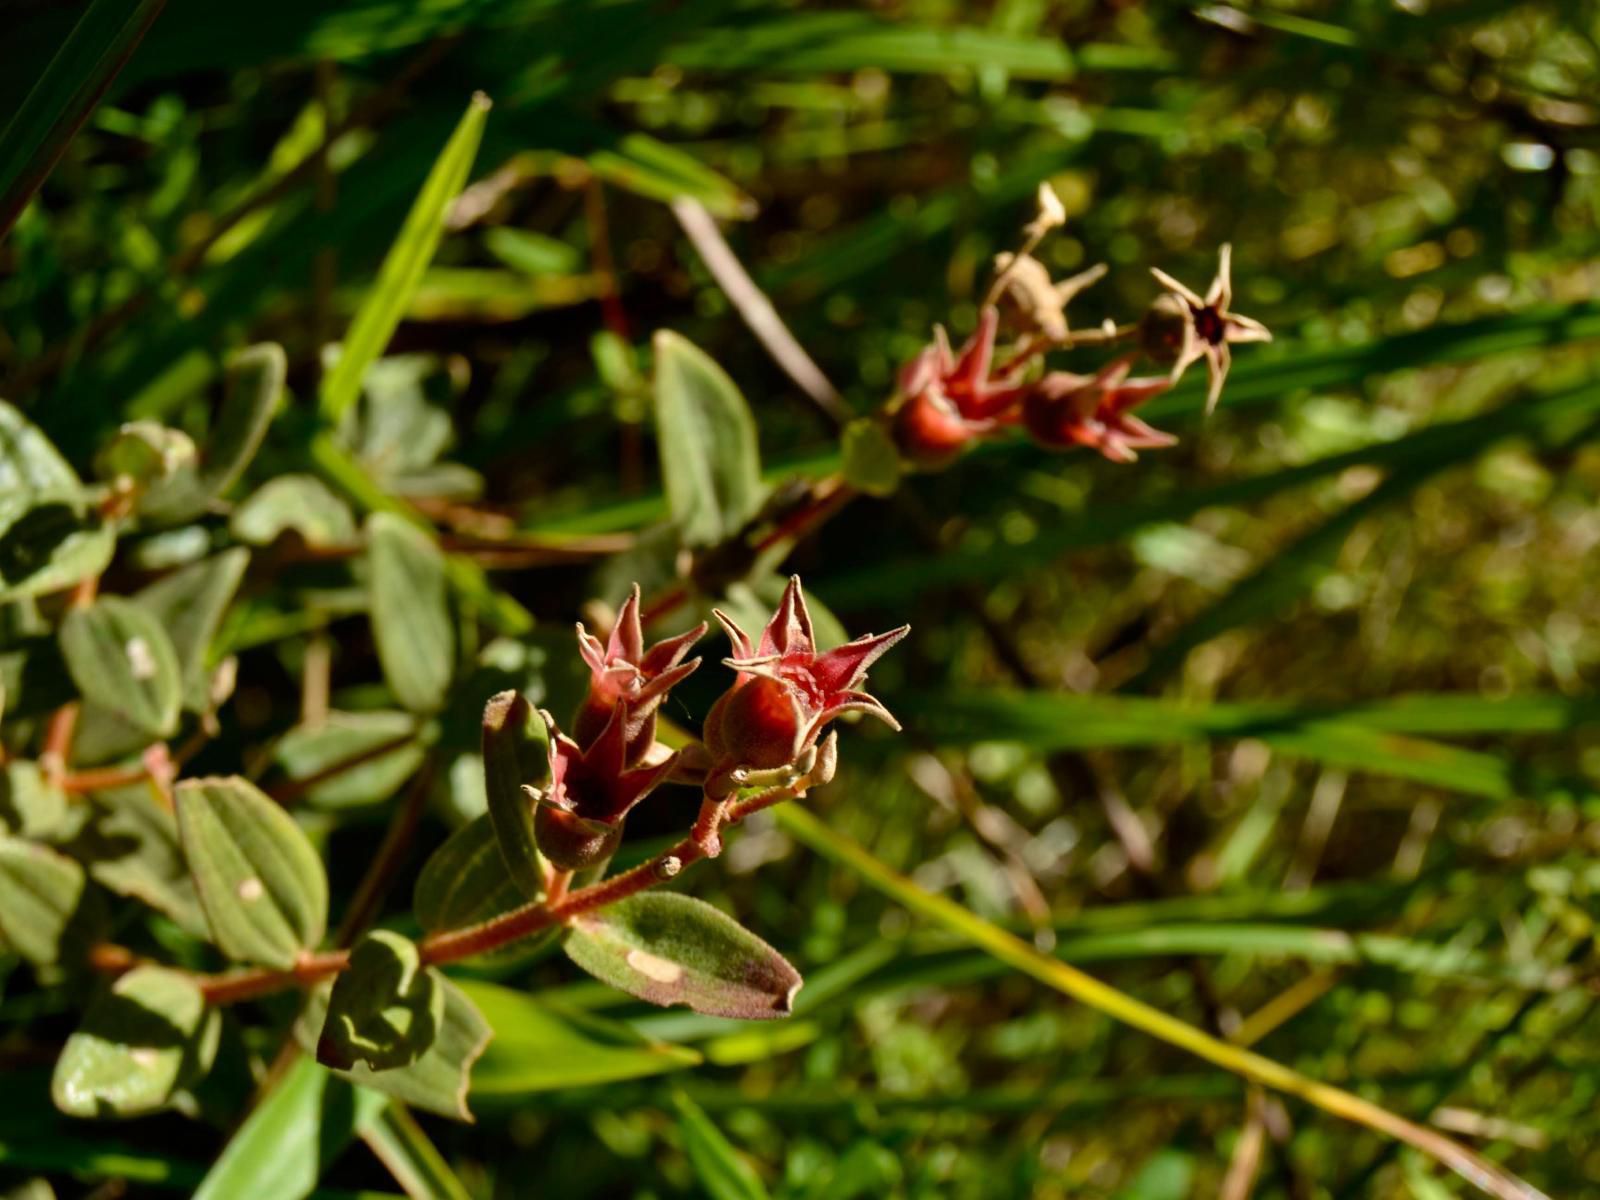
3, 0, 1600, 1197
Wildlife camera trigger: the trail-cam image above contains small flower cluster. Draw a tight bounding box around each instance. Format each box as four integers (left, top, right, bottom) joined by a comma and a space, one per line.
889, 185, 1271, 469
529, 578, 907, 869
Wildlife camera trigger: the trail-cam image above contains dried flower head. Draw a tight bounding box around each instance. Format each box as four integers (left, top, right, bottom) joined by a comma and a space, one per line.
992, 254, 1108, 343
573, 585, 705, 759
1142, 244, 1271, 414
1021, 357, 1175, 463
1023, 181, 1067, 241
703, 577, 908, 798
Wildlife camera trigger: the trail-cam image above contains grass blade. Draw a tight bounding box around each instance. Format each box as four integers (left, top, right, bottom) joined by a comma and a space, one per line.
193, 1055, 388, 1200
772, 805, 1546, 1200
892, 689, 1591, 803
320, 92, 491, 423
668, 13, 1074, 79
672, 1090, 772, 1200
359, 1101, 473, 1200
0, 0, 166, 241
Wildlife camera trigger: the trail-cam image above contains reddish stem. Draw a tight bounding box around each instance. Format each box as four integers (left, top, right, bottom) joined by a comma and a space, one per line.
95, 782, 804, 1006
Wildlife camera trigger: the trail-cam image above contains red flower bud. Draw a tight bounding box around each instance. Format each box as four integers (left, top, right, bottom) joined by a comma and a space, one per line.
573, 583, 705, 761
891, 306, 1029, 468
534, 702, 677, 870
703, 577, 908, 797
1021, 357, 1175, 463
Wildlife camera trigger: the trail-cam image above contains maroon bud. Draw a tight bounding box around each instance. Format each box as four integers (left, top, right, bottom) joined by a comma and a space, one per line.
704, 674, 806, 772
892, 386, 984, 469
889, 307, 1036, 470
534, 803, 622, 871
535, 703, 678, 868
1020, 358, 1175, 463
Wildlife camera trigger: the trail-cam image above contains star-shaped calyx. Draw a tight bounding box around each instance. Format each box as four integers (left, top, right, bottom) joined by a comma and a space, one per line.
1021, 356, 1175, 463
573, 583, 706, 761
1143, 244, 1272, 414
702, 577, 909, 798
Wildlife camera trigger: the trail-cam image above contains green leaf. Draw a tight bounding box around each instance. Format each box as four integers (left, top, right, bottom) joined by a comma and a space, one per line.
52, 966, 220, 1118
175, 776, 329, 968
0, 0, 165, 240
480, 690, 547, 901
459, 979, 700, 1099
652, 330, 766, 547
310, 434, 533, 637
231, 474, 358, 548
367, 512, 455, 714
301, 975, 493, 1122
138, 344, 287, 523
318, 931, 444, 1072
274, 711, 423, 811
588, 132, 754, 220
673, 1090, 771, 1200
71, 782, 209, 938
563, 893, 802, 1019
191, 1054, 388, 1200
0, 834, 106, 965
0, 761, 69, 841
413, 813, 539, 960
0, 400, 114, 603
1117, 1150, 1195, 1200
358, 1101, 473, 1200
320, 94, 492, 423
483, 227, 581, 276
93, 422, 198, 492
891, 689, 1583, 804
131, 547, 249, 712
59, 596, 183, 738
667, 14, 1074, 79
839, 418, 901, 497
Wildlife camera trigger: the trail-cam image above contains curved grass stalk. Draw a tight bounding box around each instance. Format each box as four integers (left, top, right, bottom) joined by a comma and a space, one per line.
773, 804, 1549, 1200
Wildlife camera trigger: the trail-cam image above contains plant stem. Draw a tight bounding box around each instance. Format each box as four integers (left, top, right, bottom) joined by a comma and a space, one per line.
100, 782, 803, 1006
672, 196, 849, 429
544, 869, 572, 906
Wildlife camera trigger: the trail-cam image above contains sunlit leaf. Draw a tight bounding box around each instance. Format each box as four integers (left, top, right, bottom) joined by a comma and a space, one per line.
175, 776, 328, 968
563, 893, 802, 1019
231, 474, 358, 548
59, 597, 182, 738
191, 1054, 388, 1200
0, 401, 114, 603
367, 512, 455, 714
321, 94, 491, 423
137, 344, 286, 524
652, 331, 766, 547
480, 689, 546, 901
0, 834, 106, 965
460, 978, 699, 1099
318, 931, 443, 1072
52, 966, 220, 1118
301, 975, 493, 1122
